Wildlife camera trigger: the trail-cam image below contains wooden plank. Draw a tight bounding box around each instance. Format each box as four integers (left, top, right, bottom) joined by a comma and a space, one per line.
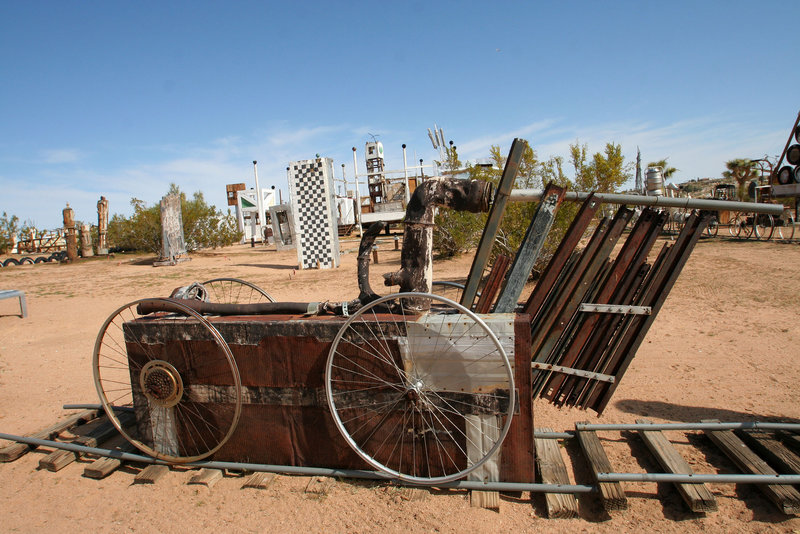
704, 420, 800, 515
636, 418, 717, 513
39, 413, 133, 472
741, 430, 800, 475
576, 422, 627, 511
470, 489, 500, 510
467, 414, 500, 510
134, 464, 169, 484
461, 138, 526, 308
473, 254, 511, 314
494, 184, 565, 313
83, 442, 136, 479
534, 427, 579, 518
241, 471, 276, 490
398, 487, 428, 501
0, 409, 100, 462
188, 468, 224, 488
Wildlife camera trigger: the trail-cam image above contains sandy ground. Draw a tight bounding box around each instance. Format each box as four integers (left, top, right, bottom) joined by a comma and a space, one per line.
0, 234, 799, 533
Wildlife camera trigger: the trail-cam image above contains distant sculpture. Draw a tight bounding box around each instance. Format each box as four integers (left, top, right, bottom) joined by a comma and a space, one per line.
154, 193, 190, 266
97, 196, 109, 255
62, 203, 78, 262
80, 224, 94, 257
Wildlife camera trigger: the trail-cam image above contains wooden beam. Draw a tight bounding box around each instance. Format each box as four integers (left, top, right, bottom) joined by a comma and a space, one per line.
0, 409, 99, 462
703, 420, 800, 515
740, 430, 800, 476
134, 464, 169, 484
39, 414, 132, 472
461, 138, 526, 308
636, 418, 717, 513
494, 184, 565, 313
534, 427, 579, 518
83, 442, 136, 479
241, 471, 276, 490
188, 468, 224, 488
576, 423, 627, 511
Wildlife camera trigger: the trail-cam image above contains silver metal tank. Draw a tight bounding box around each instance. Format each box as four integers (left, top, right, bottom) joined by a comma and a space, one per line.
646, 166, 664, 196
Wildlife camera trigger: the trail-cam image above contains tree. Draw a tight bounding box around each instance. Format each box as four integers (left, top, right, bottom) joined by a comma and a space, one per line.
107, 184, 241, 254
723, 159, 758, 201
0, 212, 20, 253
570, 141, 631, 193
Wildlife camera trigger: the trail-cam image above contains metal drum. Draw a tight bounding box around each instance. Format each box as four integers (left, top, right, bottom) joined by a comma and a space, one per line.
646, 167, 664, 196
777, 165, 794, 185
787, 144, 800, 166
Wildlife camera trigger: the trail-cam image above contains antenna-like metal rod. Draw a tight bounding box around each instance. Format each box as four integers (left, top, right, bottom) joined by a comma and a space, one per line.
509, 189, 784, 215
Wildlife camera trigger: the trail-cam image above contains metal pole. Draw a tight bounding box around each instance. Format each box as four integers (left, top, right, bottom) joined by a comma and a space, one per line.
402, 143, 410, 205
510, 189, 785, 216
0, 431, 594, 493
575, 421, 800, 432
598, 472, 800, 485
253, 161, 264, 243
352, 147, 363, 237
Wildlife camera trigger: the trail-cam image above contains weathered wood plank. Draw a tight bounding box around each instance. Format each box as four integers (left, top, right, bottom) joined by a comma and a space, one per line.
134, 464, 169, 484
467, 414, 500, 510
470, 490, 500, 510
188, 468, 224, 488
636, 418, 717, 513
576, 422, 627, 511
741, 430, 800, 475
0, 409, 100, 462
534, 427, 579, 518
83, 442, 136, 479
704, 420, 800, 515
39, 413, 134, 472
241, 471, 276, 490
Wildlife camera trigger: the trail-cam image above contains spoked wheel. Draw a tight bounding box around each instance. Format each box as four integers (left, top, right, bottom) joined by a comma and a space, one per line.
202, 277, 274, 304
776, 212, 796, 242
705, 216, 719, 237
753, 214, 774, 241
729, 212, 744, 238
325, 292, 514, 485
93, 298, 242, 463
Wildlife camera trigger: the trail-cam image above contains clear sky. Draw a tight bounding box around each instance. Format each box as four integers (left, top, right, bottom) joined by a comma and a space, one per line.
1, 1, 797, 229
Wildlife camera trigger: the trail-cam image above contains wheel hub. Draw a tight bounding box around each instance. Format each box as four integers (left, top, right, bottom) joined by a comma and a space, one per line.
140, 360, 184, 408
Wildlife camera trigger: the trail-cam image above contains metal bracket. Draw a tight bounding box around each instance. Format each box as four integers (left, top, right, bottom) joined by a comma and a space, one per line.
531, 362, 615, 383
578, 303, 652, 315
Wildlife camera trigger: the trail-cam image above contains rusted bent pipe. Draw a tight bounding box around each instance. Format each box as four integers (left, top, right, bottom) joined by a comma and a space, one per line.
384, 178, 492, 294
356, 222, 387, 305
137, 298, 319, 316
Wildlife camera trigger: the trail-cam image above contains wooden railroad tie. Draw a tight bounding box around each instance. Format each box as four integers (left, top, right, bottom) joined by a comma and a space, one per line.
134, 464, 170, 484
188, 468, 224, 488
241, 471, 276, 490
39, 412, 135, 472
635, 418, 717, 513
83, 441, 136, 479
534, 427, 579, 519
576, 422, 627, 511
703, 419, 800, 515
0, 409, 100, 462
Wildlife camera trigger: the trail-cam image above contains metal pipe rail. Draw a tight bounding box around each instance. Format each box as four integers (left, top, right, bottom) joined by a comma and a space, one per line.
598, 472, 800, 485
510, 189, 785, 216
0, 431, 595, 494
575, 421, 800, 432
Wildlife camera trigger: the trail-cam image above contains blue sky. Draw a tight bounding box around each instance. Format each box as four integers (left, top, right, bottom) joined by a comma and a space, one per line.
1, 1, 797, 229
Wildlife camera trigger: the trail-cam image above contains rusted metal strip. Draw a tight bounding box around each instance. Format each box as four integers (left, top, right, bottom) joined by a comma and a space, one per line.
461, 138, 526, 309
523, 194, 600, 323
591, 212, 709, 412
540, 207, 645, 401
494, 184, 565, 313
553, 210, 666, 405
473, 254, 511, 314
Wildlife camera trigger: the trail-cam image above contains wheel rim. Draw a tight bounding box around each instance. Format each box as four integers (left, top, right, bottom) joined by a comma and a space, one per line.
93, 298, 242, 463
202, 278, 275, 304
325, 292, 515, 484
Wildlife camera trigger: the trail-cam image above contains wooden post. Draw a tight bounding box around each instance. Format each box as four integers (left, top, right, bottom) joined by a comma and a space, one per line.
62, 203, 78, 262
80, 224, 94, 257
96, 196, 109, 255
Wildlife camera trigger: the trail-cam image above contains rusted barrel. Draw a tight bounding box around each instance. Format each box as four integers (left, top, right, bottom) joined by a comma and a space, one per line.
777, 165, 795, 185
787, 144, 800, 166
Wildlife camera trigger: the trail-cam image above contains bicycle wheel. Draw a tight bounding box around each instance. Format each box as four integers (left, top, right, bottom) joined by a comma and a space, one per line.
753, 214, 774, 241
776, 212, 796, 242
705, 216, 719, 237
202, 277, 275, 304
325, 292, 514, 485
728, 212, 744, 238
93, 298, 242, 463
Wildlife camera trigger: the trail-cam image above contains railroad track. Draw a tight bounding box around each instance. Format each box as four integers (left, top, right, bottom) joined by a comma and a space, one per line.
2, 407, 799, 518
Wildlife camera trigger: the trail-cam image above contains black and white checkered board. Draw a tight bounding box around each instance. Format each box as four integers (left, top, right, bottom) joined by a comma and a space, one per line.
288, 158, 340, 269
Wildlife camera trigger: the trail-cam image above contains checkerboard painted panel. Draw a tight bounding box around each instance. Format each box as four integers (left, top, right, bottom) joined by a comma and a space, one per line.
288, 158, 341, 269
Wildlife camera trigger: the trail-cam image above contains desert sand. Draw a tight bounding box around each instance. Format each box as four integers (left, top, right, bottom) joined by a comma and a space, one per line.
0, 234, 799, 533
